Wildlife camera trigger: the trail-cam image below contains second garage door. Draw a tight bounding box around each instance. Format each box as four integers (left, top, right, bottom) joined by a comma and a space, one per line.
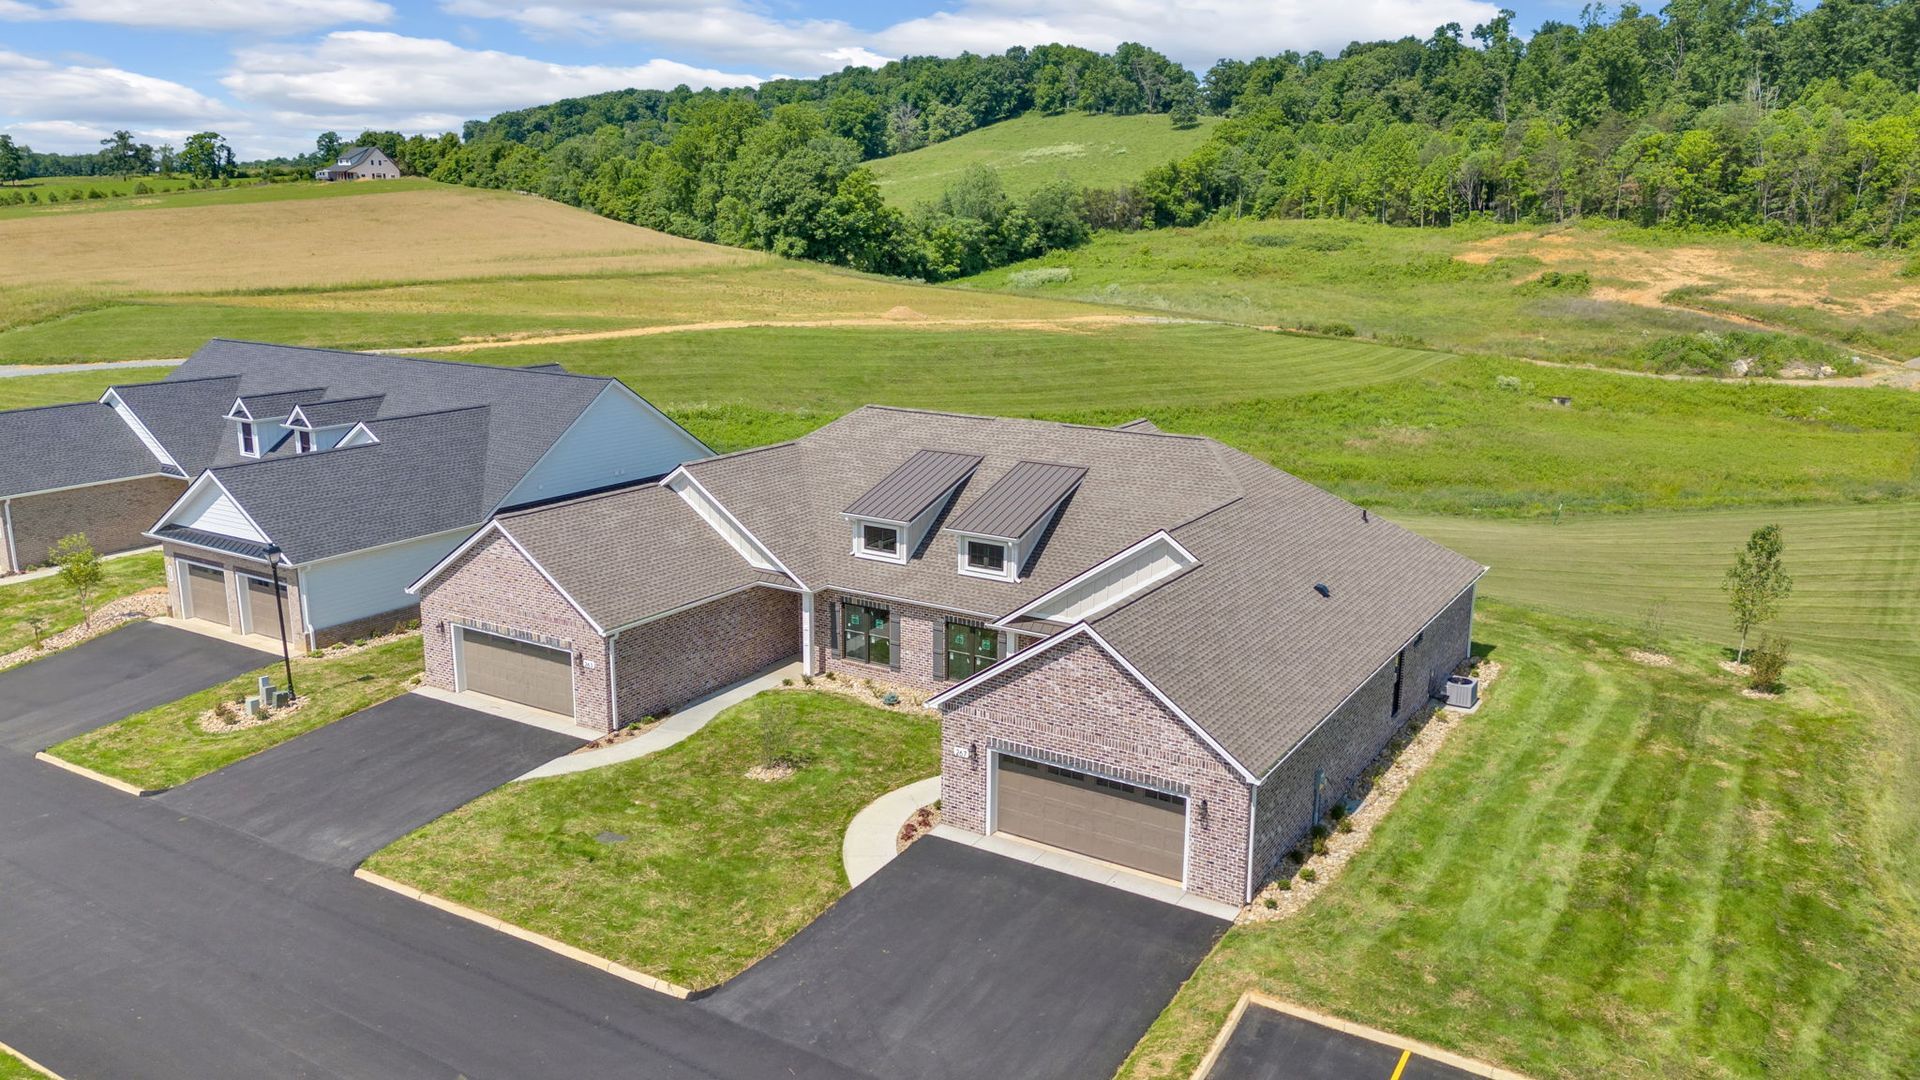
244, 577, 296, 641
182, 562, 229, 626
458, 629, 575, 717
994, 755, 1186, 881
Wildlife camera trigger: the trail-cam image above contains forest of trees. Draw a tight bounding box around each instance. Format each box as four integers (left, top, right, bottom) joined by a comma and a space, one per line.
7, 2, 1918, 274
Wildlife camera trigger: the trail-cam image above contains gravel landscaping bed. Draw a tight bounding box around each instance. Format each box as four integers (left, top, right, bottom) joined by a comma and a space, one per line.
0, 588, 168, 673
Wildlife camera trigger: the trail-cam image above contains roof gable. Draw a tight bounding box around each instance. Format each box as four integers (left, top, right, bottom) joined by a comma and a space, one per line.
0, 401, 168, 497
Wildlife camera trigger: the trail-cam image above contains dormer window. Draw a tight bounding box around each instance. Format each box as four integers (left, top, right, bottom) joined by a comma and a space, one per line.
296, 429, 314, 454
965, 540, 1007, 575
860, 523, 899, 558
238, 421, 258, 457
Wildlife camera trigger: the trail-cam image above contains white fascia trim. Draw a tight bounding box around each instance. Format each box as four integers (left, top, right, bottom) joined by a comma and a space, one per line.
1253, 572, 1487, 785
226, 398, 253, 420
149, 472, 275, 549
338, 422, 380, 447
100, 388, 183, 474
405, 521, 503, 594
926, 620, 1257, 783
994, 530, 1198, 627
285, 406, 312, 430
4, 472, 172, 501
666, 466, 807, 591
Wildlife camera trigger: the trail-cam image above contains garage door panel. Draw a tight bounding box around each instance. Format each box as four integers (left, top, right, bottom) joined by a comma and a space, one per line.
184, 563, 229, 627
244, 577, 295, 641
995, 757, 1185, 881
459, 630, 574, 717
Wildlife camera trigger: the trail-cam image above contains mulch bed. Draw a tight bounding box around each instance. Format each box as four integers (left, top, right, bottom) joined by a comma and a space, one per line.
896, 803, 940, 853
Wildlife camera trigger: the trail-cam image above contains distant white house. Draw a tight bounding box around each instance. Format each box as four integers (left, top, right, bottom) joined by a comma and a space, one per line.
315, 146, 400, 182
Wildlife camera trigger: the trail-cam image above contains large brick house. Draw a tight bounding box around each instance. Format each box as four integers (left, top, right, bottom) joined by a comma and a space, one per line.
410, 406, 1483, 905
0, 339, 710, 651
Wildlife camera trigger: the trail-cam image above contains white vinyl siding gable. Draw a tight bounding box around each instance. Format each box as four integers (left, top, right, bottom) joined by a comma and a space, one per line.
299, 528, 475, 630
667, 472, 776, 571
1022, 535, 1196, 623
168, 480, 268, 542
500, 385, 709, 508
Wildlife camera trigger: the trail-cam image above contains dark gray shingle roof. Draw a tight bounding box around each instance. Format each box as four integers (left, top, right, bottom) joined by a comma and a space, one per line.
233, 388, 326, 419
108, 375, 242, 476
291, 395, 385, 428
944, 461, 1085, 541
843, 449, 982, 524
498, 484, 787, 629
209, 408, 493, 564
0, 402, 169, 497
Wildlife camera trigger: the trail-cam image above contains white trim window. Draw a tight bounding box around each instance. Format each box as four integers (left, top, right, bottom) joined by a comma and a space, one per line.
958, 536, 1014, 581
237, 421, 258, 457
295, 429, 314, 454
852, 520, 905, 564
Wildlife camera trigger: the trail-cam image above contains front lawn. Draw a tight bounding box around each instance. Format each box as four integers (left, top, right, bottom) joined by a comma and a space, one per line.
47, 635, 423, 791
365, 689, 939, 989
0, 1048, 41, 1079
0, 551, 164, 657
1121, 601, 1920, 1078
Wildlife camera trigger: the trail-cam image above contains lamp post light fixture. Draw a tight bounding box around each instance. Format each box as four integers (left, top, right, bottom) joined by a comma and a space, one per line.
264, 543, 296, 700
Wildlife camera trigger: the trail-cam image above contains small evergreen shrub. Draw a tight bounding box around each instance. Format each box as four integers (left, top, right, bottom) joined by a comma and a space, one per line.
1263, 896, 1279, 909
1747, 635, 1791, 692
1300, 867, 1318, 883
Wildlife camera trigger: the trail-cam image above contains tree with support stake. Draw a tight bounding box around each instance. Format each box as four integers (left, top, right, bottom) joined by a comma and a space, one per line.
1723, 524, 1792, 664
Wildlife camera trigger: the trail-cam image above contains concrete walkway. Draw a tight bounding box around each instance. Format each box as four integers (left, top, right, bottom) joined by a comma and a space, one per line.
0, 546, 159, 587
518, 659, 802, 780
0, 358, 183, 379
842, 776, 941, 887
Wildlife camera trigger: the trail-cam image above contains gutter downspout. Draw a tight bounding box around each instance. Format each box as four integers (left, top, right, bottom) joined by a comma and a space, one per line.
1, 497, 15, 575
800, 590, 816, 675
607, 628, 621, 730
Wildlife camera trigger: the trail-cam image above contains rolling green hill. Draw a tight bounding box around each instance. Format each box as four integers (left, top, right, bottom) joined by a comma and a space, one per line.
866, 112, 1219, 208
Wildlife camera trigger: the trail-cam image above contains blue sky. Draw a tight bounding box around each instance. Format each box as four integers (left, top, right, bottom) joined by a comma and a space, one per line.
0, 0, 1576, 159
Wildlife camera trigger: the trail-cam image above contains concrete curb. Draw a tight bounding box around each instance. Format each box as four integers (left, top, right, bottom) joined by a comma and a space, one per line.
842, 775, 940, 887
0, 1037, 65, 1079
34, 752, 167, 797
1191, 991, 1533, 1080
351, 868, 700, 1000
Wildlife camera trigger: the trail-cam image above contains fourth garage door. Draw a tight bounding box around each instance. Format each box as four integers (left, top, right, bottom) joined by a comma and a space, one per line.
994, 755, 1186, 881
458, 629, 574, 717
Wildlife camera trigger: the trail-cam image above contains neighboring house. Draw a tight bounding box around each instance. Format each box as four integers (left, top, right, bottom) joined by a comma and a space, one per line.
0, 402, 187, 573
314, 146, 401, 181
411, 406, 1485, 906
0, 338, 708, 650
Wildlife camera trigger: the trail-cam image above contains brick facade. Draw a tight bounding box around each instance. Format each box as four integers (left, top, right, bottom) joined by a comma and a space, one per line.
938, 633, 1254, 905
811, 589, 1006, 695
612, 586, 801, 725
418, 530, 611, 728
4, 475, 184, 573
162, 541, 305, 645
1249, 584, 1476, 887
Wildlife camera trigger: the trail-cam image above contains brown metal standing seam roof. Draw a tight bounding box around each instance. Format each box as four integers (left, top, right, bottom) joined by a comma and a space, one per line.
842, 449, 983, 524
944, 461, 1087, 540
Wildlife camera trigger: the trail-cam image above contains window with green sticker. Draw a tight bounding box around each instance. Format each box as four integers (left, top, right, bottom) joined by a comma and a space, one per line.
843, 603, 891, 665
945, 621, 999, 679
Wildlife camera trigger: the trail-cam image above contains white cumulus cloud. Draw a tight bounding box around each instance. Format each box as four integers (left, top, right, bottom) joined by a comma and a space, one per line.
0, 49, 229, 131
0, 0, 392, 34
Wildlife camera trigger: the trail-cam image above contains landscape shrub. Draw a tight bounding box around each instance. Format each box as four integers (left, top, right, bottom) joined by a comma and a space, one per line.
1899, 254, 1920, 279
1276, 879, 1291, 891
1747, 635, 1791, 691
1632, 330, 1857, 378
1263, 896, 1278, 909
1300, 321, 1356, 337
1300, 867, 1318, 883
1495, 374, 1525, 391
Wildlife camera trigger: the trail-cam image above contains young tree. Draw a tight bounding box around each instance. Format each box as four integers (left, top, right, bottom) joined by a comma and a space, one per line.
1722, 524, 1792, 662
51, 534, 103, 632
0, 134, 21, 185
1169, 85, 1201, 128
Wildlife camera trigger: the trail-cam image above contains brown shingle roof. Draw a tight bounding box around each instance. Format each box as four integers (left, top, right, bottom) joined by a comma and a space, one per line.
499, 483, 788, 630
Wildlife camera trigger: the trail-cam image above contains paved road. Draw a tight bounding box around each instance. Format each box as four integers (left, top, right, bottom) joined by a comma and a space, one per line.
159, 694, 581, 867
0, 358, 184, 379
0, 626, 1222, 1079
703, 837, 1227, 1080
1204, 1006, 1481, 1080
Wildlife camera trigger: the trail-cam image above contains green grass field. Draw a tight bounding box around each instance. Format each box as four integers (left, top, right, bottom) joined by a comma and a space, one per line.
0, 177, 411, 221
366, 690, 938, 989
0, 1046, 41, 1079
0, 552, 165, 663
968, 217, 1920, 374
1123, 600, 1920, 1079
866, 112, 1220, 207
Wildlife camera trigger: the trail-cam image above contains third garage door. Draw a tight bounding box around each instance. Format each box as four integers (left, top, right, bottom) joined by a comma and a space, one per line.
458, 630, 575, 717
994, 755, 1186, 881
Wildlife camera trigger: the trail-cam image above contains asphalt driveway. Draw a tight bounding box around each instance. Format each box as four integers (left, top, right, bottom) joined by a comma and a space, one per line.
158, 693, 582, 867
703, 835, 1227, 1080
0, 621, 267, 751
1205, 1005, 1483, 1080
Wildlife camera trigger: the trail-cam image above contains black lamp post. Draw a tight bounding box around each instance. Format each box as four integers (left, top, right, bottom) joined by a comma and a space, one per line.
264, 543, 296, 700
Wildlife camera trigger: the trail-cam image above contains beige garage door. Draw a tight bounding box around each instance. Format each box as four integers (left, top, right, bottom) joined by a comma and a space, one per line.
183, 563, 228, 626
244, 577, 296, 642
459, 630, 574, 717
995, 755, 1186, 881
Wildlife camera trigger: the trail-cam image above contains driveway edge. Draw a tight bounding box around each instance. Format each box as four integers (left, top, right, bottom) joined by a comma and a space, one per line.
33, 752, 167, 797
351, 868, 701, 1000
0, 1036, 67, 1079
1190, 991, 1533, 1080
842, 775, 940, 887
